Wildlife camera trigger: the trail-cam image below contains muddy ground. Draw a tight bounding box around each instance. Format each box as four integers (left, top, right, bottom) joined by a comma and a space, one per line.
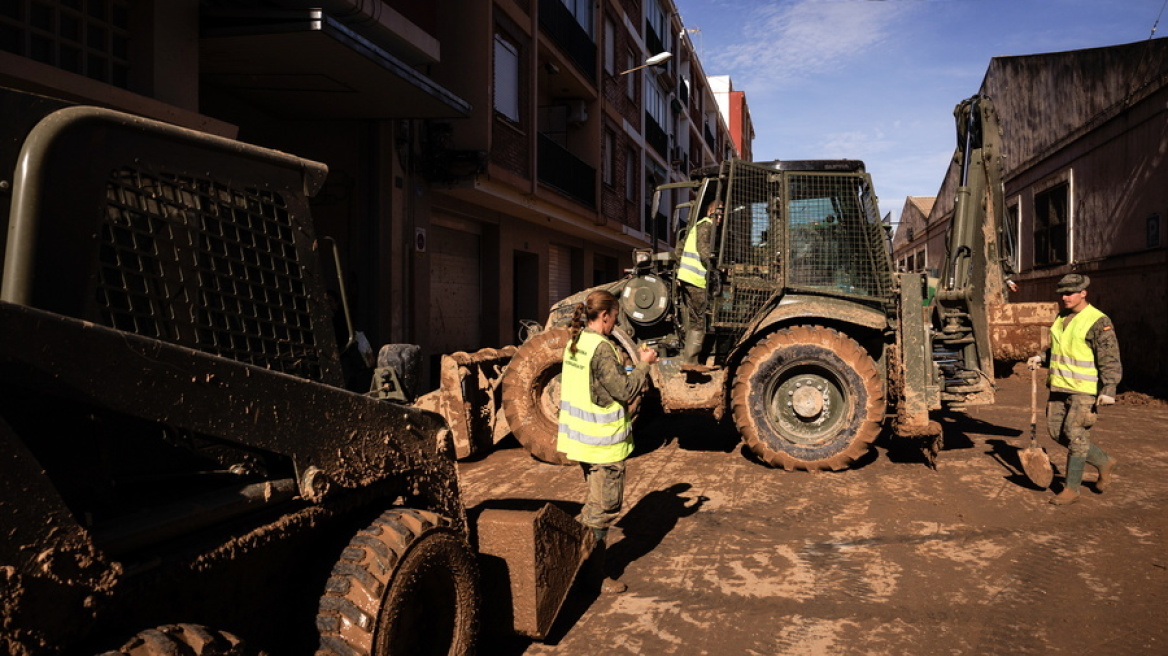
460, 366, 1168, 656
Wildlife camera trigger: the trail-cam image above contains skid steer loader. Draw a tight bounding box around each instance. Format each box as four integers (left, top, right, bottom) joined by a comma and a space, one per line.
0, 87, 587, 656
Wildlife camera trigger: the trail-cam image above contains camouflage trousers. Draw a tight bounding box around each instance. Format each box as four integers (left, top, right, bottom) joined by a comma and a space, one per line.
1047, 392, 1098, 458
579, 461, 627, 531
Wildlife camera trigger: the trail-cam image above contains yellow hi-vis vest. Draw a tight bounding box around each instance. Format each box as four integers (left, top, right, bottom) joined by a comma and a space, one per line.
556, 331, 632, 463
1049, 304, 1106, 394
677, 216, 712, 288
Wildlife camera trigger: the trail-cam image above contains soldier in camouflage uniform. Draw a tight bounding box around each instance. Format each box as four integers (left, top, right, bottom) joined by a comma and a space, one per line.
1028, 274, 1122, 505
676, 201, 722, 366
557, 290, 657, 592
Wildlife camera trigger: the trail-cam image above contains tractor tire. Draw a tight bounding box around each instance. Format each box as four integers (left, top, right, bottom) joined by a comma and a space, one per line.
316, 509, 479, 656
732, 326, 884, 471
501, 327, 573, 465
98, 624, 258, 656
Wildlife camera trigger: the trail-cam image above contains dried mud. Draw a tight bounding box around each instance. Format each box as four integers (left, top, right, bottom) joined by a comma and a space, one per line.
461, 367, 1168, 655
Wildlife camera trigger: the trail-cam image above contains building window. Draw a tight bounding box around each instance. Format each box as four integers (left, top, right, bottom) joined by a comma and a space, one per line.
626, 49, 636, 99
646, 81, 666, 126
1033, 181, 1069, 267
1005, 199, 1021, 271
603, 17, 615, 75
494, 33, 520, 122
560, 0, 593, 37
603, 129, 615, 186
0, 0, 132, 87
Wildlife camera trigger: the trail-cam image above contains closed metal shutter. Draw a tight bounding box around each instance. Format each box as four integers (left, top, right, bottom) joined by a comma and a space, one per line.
548, 244, 573, 308
430, 224, 481, 354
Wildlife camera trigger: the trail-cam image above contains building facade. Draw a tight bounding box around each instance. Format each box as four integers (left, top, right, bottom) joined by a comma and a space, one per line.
0, 0, 745, 387
894, 39, 1168, 389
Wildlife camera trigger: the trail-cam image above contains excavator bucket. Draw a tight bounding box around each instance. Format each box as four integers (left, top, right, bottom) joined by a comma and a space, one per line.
474, 503, 595, 640
414, 346, 517, 460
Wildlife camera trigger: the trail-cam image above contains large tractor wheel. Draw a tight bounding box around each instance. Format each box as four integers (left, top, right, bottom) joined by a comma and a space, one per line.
501, 327, 573, 465
731, 326, 884, 471
316, 509, 480, 656
502, 327, 643, 465
99, 624, 256, 656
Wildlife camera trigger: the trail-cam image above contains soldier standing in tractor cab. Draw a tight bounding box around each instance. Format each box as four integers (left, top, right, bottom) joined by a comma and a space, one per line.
677, 200, 722, 366
557, 290, 657, 593
1027, 274, 1122, 505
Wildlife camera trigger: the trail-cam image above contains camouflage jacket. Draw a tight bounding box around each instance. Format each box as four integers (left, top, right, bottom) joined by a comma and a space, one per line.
1045, 306, 1122, 397
582, 328, 650, 407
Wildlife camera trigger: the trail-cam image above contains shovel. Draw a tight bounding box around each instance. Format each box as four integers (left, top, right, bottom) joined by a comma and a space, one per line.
1019, 365, 1053, 488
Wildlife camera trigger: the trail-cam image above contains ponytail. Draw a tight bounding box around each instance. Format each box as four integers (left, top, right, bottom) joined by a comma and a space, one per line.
568, 302, 587, 355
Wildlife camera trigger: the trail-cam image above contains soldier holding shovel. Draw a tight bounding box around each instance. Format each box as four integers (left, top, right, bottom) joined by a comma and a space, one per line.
1027, 274, 1122, 505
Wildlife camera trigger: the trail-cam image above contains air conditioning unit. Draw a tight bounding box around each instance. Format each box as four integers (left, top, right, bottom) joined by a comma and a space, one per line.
566, 100, 588, 126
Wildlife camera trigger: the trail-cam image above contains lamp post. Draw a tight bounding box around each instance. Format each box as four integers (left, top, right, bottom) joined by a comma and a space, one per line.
619, 51, 672, 75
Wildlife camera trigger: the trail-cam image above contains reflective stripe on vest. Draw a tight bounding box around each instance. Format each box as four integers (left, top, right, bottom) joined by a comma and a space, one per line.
1049, 304, 1105, 394
677, 216, 712, 288
557, 331, 630, 446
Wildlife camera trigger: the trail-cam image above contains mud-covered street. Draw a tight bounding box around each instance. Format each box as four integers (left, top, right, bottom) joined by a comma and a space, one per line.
461, 367, 1168, 655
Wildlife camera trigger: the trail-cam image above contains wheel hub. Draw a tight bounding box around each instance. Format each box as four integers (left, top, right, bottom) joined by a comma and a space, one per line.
790, 383, 825, 418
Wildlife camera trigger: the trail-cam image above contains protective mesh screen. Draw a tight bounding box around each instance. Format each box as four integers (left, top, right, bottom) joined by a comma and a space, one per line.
713, 161, 894, 335
99, 167, 323, 380
714, 162, 783, 328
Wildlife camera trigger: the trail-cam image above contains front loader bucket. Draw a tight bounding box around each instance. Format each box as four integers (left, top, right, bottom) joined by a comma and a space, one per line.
474, 503, 595, 640
414, 346, 517, 459
988, 302, 1057, 361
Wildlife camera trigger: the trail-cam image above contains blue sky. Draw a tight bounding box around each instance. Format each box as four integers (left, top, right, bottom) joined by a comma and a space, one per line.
672, 0, 1168, 224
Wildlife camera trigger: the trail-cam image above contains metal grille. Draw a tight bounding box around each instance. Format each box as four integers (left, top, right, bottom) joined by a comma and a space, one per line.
713, 161, 894, 333
99, 167, 323, 380
715, 162, 783, 328
783, 170, 892, 298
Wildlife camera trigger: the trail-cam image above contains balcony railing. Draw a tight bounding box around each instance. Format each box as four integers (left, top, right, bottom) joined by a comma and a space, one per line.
539, 0, 596, 80
645, 112, 668, 158
538, 132, 596, 208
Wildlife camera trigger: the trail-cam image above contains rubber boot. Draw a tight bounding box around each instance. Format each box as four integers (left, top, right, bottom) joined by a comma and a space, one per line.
1086, 444, 1117, 493
679, 329, 704, 365
680, 329, 713, 372
1051, 455, 1085, 505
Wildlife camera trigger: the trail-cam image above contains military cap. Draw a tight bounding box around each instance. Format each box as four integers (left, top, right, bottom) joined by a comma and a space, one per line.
1056, 273, 1090, 293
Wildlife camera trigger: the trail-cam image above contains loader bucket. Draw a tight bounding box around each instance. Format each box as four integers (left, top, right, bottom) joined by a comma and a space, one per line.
414, 346, 517, 459
987, 302, 1057, 361
474, 503, 595, 640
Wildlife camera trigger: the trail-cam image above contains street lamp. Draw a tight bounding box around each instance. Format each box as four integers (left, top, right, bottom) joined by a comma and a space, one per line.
620, 51, 672, 75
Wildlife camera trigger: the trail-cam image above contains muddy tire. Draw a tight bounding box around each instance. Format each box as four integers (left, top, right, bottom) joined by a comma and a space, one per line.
501, 327, 573, 465
99, 624, 257, 656
732, 326, 884, 471
316, 509, 479, 656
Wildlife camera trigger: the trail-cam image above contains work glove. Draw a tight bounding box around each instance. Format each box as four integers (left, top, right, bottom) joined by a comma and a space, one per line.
1096, 394, 1115, 407
1026, 355, 1043, 370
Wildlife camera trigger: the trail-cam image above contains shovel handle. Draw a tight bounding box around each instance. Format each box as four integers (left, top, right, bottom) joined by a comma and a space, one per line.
1029, 366, 1038, 443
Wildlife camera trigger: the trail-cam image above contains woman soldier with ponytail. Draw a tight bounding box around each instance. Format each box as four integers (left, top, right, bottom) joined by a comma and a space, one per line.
557, 289, 657, 593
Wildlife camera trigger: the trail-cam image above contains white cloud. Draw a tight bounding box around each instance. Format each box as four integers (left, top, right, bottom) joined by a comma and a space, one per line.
711, 0, 914, 91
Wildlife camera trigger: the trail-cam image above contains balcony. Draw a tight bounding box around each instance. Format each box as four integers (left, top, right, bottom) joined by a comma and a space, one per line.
538, 133, 596, 208
645, 112, 668, 159
539, 0, 596, 81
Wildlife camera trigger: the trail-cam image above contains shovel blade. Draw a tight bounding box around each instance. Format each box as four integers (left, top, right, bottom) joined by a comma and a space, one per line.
1020, 446, 1054, 488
